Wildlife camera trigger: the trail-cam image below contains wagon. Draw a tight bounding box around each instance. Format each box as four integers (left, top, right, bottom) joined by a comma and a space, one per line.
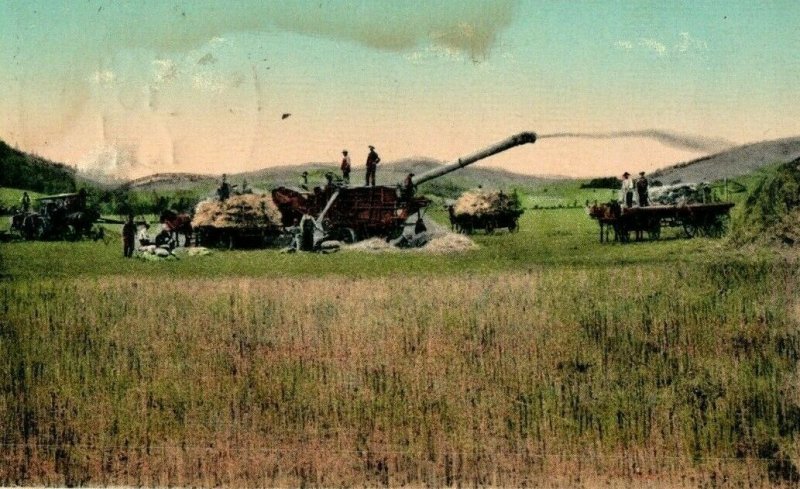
449, 208, 523, 234
589, 202, 735, 242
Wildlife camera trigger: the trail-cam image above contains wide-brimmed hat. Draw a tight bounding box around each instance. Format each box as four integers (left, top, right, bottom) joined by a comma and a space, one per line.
639, 171, 645, 176
622, 171, 630, 177
342, 149, 348, 154
368, 145, 375, 149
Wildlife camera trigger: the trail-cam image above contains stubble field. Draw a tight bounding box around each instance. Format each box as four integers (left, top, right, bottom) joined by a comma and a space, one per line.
1, 206, 798, 487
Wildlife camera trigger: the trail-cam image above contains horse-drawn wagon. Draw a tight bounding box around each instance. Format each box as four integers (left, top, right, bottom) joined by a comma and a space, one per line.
447, 190, 524, 235
588, 201, 734, 242
190, 193, 284, 249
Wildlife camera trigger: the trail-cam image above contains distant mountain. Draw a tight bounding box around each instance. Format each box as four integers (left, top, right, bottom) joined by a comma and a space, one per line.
121, 172, 217, 191
650, 136, 800, 184
177, 157, 551, 194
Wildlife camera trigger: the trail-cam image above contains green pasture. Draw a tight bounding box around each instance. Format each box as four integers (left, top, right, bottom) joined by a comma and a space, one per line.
0, 187, 42, 210
0, 202, 770, 281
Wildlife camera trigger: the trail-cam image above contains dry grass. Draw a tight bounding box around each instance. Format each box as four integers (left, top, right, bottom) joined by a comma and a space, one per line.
1, 263, 799, 487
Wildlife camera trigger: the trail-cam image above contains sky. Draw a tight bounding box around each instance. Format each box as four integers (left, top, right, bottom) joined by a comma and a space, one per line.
1, 0, 799, 179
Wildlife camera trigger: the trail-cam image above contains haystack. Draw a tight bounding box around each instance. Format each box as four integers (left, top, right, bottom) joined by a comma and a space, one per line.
192, 194, 282, 229
453, 190, 521, 216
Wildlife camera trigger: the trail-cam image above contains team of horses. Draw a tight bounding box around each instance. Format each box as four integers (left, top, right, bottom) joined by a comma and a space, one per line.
587, 202, 661, 243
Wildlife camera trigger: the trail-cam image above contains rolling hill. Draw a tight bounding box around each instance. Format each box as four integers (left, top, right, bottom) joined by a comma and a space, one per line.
650, 136, 800, 184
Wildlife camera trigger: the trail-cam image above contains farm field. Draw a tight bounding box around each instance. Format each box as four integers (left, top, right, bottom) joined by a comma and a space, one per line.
2, 194, 799, 487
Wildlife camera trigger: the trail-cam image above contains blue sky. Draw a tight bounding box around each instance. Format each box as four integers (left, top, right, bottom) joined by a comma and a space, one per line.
1, 1, 798, 178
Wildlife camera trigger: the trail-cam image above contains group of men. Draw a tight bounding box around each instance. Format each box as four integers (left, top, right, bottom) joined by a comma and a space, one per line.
340, 145, 381, 186
121, 215, 173, 258
620, 171, 649, 208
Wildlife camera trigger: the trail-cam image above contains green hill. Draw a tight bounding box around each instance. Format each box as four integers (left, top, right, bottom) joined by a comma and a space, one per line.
0, 139, 77, 194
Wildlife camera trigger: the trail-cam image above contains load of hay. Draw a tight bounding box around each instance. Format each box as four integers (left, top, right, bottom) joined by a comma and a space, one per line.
452, 189, 522, 217
649, 183, 715, 205
192, 194, 282, 229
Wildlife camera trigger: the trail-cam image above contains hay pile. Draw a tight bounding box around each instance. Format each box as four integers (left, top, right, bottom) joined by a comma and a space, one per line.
192, 194, 282, 229
347, 237, 397, 252
344, 219, 477, 254
421, 233, 479, 253
649, 183, 714, 205
453, 190, 521, 216
731, 159, 800, 247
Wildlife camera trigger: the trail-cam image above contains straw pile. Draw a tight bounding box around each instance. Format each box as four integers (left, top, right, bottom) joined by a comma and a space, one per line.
421, 233, 479, 253
346, 237, 397, 252
344, 218, 478, 254
453, 190, 521, 216
192, 194, 282, 229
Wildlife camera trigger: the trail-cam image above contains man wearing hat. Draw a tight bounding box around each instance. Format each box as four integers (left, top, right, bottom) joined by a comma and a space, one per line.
636, 171, 649, 207
402, 172, 415, 199
217, 173, 231, 201
365, 145, 380, 186
340, 150, 351, 184
620, 171, 635, 208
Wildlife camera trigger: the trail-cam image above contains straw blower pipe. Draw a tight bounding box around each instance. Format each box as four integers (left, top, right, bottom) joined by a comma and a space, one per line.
409, 132, 537, 187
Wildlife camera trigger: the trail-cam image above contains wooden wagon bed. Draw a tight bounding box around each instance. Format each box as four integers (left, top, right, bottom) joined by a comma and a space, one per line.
589, 202, 735, 242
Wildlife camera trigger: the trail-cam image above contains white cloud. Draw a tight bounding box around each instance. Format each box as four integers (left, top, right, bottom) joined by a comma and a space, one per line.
675, 32, 707, 53
616, 33, 706, 57
404, 44, 466, 64
152, 59, 178, 84
615, 40, 633, 50
639, 38, 667, 56
89, 70, 116, 85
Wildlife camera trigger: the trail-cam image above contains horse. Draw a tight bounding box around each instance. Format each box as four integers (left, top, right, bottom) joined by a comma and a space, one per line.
160, 209, 193, 246
588, 201, 662, 243
588, 201, 623, 242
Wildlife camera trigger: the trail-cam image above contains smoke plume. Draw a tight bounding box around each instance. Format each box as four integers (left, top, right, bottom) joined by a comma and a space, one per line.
539, 130, 735, 154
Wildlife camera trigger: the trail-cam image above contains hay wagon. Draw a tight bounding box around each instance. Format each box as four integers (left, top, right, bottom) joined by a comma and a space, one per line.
589, 202, 735, 242
192, 194, 285, 249
448, 207, 523, 234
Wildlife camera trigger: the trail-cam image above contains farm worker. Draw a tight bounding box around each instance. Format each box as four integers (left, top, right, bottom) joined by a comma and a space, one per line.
365, 145, 380, 186
217, 174, 231, 201
341, 150, 351, 184
620, 172, 636, 208
137, 223, 152, 247
20, 192, 31, 212
122, 214, 136, 258
402, 173, 415, 199
636, 171, 649, 207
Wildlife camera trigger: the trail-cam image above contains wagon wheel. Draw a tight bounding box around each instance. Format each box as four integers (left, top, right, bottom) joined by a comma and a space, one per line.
648, 222, 661, 240
508, 219, 518, 233
339, 227, 358, 244
682, 220, 698, 238
225, 232, 235, 250
704, 214, 729, 238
